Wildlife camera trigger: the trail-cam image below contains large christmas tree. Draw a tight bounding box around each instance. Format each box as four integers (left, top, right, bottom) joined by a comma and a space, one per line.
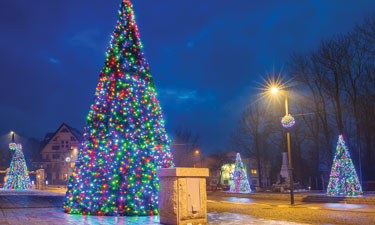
64, 0, 174, 216
230, 153, 251, 193
4, 143, 32, 190
327, 135, 363, 196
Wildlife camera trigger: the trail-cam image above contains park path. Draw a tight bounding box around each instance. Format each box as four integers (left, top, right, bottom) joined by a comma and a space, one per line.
0, 189, 305, 225
208, 195, 375, 225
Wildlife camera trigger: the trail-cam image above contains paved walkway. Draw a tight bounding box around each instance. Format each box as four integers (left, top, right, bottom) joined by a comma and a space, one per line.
2, 189, 374, 224
208, 196, 375, 225
0, 190, 306, 225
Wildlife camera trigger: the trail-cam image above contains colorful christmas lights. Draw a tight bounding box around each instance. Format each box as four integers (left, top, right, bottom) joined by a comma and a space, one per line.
327, 135, 363, 197
63, 0, 174, 216
281, 114, 295, 128
230, 153, 251, 193
4, 143, 32, 190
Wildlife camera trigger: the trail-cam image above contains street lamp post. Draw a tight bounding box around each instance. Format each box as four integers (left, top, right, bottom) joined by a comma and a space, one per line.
194, 150, 200, 168
270, 87, 295, 205
65, 156, 71, 183
11, 131, 15, 142
284, 93, 295, 205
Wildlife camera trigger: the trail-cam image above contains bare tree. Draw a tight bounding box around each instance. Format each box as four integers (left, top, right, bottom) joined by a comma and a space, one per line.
284, 15, 375, 185
230, 99, 278, 188
171, 126, 200, 167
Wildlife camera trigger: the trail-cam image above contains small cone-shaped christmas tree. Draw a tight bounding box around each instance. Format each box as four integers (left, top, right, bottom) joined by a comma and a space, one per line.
230, 153, 251, 193
64, 0, 174, 216
327, 135, 363, 196
4, 143, 32, 190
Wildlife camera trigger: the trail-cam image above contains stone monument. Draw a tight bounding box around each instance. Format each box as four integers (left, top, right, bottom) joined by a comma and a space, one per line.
158, 167, 209, 225
279, 152, 289, 183
272, 152, 290, 192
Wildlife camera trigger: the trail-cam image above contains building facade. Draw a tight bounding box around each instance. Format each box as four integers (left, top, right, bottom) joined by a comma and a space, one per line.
242, 157, 272, 188
34, 123, 81, 185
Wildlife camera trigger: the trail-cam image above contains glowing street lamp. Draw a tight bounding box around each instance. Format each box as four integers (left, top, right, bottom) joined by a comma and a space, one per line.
270, 86, 279, 95
267, 83, 295, 205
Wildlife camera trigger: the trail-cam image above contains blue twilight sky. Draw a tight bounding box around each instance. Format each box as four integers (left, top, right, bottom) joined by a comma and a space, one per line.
1, 0, 375, 154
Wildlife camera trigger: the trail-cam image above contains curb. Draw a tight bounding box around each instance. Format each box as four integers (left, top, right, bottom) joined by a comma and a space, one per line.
208, 192, 375, 205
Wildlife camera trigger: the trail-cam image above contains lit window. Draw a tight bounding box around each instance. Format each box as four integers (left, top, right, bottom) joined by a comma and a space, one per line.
251, 169, 257, 174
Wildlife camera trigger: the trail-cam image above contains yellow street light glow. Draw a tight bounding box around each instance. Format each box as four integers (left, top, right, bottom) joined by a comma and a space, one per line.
194, 150, 200, 155
270, 86, 279, 94
257, 74, 293, 104
10, 131, 14, 135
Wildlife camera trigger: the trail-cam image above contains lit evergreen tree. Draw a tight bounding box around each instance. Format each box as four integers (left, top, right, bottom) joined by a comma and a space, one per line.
230, 153, 251, 193
327, 135, 363, 196
64, 0, 174, 216
4, 143, 32, 190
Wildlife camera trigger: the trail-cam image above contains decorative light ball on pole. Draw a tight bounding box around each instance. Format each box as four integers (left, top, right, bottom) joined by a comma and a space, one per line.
281, 114, 295, 128
9, 143, 17, 152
